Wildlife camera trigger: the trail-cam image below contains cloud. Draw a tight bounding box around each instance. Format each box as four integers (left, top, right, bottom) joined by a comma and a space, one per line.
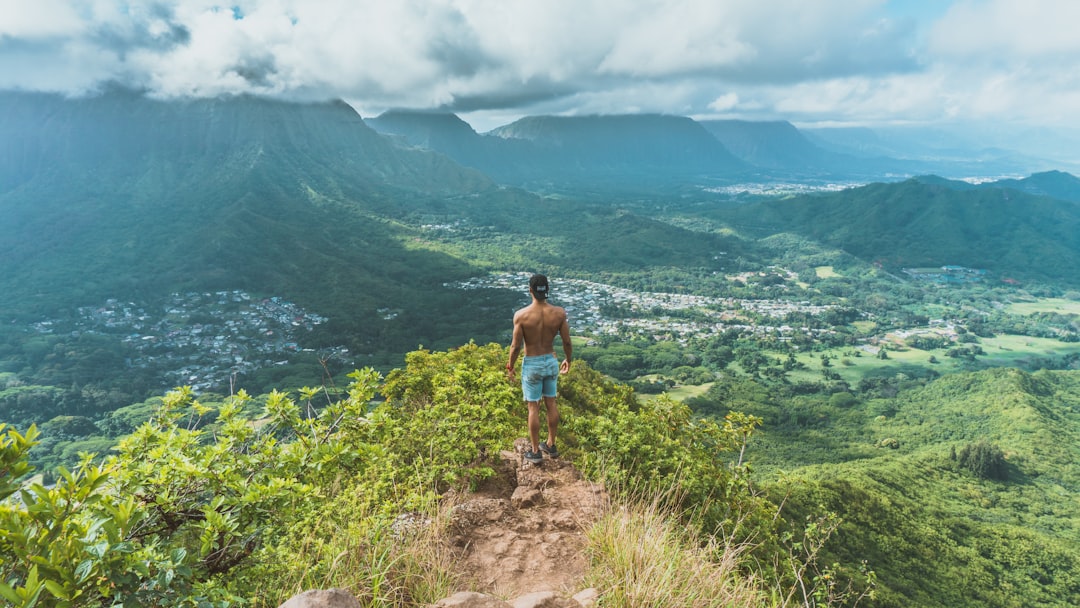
708, 93, 739, 112
0, 0, 85, 39
2, 0, 1080, 131
930, 0, 1080, 59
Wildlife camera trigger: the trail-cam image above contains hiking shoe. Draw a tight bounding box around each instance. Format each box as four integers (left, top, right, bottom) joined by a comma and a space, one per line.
524, 450, 543, 465
539, 441, 559, 458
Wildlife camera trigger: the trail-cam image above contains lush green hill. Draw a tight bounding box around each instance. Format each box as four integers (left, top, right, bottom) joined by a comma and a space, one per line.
912, 171, 1080, 203
693, 368, 1080, 607
0, 89, 494, 308
982, 170, 1080, 202
709, 178, 1080, 286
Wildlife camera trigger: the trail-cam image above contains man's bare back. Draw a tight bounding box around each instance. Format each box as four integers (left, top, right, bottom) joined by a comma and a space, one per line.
512, 301, 570, 358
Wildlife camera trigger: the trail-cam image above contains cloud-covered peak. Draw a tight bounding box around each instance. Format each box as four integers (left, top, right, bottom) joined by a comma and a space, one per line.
2, 0, 1079, 136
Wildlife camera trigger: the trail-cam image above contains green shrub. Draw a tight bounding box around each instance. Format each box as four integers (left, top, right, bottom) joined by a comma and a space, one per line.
956, 440, 1008, 480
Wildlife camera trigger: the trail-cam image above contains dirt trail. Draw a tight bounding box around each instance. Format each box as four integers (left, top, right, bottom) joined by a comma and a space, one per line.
446, 438, 608, 598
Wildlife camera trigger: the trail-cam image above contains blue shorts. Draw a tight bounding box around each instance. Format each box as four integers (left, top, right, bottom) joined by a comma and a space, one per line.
521, 354, 559, 402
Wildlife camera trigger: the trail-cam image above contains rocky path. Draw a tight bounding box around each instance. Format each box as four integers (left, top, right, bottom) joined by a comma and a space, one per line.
279, 440, 609, 608
445, 438, 608, 599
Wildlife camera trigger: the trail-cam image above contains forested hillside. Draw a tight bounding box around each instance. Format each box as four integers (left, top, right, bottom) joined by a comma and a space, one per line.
688, 367, 1080, 607
0, 89, 499, 322
703, 178, 1080, 286
371, 112, 750, 193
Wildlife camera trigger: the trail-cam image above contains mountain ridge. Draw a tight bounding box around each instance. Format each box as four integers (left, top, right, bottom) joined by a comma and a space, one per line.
697, 118, 881, 176
710, 177, 1080, 285
369, 111, 751, 193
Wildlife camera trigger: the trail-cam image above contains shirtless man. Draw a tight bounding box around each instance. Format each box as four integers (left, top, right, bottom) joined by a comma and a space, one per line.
506, 274, 572, 464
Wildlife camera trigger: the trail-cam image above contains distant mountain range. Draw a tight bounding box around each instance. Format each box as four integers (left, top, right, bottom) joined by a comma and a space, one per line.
697, 119, 850, 173
367, 111, 749, 193
804, 124, 1080, 178
367, 110, 1074, 189
3, 89, 1080, 340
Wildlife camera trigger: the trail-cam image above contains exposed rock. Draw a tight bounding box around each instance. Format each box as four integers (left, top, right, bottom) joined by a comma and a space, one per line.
510, 590, 583, 608
278, 588, 362, 608
451, 497, 511, 528
391, 511, 432, 538
446, 439, 608, 597
429, 590, 593, 608
511, 486, 543, 509
431, 591, 512, 607
571, 588, 600, 607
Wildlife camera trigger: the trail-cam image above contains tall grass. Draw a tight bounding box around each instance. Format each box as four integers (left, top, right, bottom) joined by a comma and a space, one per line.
582, 497, 765, 608
253, 505, 463, 608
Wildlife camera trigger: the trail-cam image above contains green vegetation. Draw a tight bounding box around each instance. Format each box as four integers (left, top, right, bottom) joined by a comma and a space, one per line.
702, 179, 1080, 287
5, 342, 1080, 606
583, 498, 763, 608
1, 344, 858, 607
684, 368, 1080, 607
815, 265, 840, 279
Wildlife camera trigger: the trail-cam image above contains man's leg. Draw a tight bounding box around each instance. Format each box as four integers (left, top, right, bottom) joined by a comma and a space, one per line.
543, 395, 559, 449
527, 399, 542, 453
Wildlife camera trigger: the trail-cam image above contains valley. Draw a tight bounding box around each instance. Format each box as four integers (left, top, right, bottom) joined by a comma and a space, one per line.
10, 259, 1077, 424
3, 91, 1080, 607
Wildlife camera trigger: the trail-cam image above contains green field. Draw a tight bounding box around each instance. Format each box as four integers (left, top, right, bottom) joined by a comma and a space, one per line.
1006, 297, 1080, 315
658, 381, 714, 401
637, 375, 714, 402
785, 346, 948, 385
780, 334, 1080, 386
851, 320, 877, 333
814, 265, 840, 278
979, 333, 1080, 365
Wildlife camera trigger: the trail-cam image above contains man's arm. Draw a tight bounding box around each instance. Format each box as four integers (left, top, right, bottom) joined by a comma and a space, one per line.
559, 310, 572, 374
507, 313, 524, 379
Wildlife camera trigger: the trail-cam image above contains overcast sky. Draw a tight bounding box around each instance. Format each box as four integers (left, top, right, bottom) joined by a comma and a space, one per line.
2, 0, 1079, 134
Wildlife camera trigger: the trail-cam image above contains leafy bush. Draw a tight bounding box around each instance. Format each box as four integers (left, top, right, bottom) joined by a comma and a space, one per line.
558, 364, 770, 544
955, 440, 1008, 480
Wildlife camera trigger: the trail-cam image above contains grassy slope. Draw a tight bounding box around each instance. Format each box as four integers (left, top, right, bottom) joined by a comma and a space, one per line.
750, 368, 1080, 607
